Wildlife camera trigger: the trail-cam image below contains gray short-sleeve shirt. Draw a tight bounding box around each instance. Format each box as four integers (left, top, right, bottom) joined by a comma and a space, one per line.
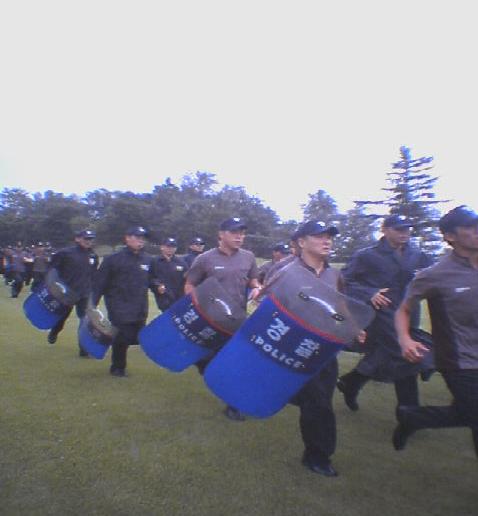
186, 247, 259, 309
404, 251, 478, 370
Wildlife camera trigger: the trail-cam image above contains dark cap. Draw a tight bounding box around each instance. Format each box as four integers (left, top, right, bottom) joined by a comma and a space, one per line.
439, 205, 478, 233
219, 217, 247, 231
272, 243, 291, 254
125, 226, 149, 237
76, 229, 96, 239
294, 220, 339, 239
190, 237, 205, 245
383, 214, 413, 229
161, 237, 178, 247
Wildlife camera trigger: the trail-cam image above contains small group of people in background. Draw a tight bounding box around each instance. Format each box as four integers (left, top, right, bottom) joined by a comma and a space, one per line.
1, 206, 477, 477
1, 241, 53, 297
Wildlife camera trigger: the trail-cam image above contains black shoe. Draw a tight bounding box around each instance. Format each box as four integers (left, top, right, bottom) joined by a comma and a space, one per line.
79, 348, 89, 358
301, 455, 338, 477
392, 406, 416, 451
47, 331, 58, 344
110, 368, 127, 377
337, 378, 359, 411
223, 405, 246, 421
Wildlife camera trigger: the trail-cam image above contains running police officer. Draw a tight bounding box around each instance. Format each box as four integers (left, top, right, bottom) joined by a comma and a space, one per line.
337, 215, 433, 412
152, 237, 188, 312
47, 229, 99, 356
9, 242, 28, 298
31, 242, 50, 291
393, 206, 478, 458
92, 226, 160, 377
184, 217, 261, 420
263, 220, 354, 477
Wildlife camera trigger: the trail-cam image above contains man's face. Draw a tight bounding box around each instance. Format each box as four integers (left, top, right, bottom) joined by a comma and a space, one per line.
219, 229, 246, 251
445, 223, 478, 252
160, 244, 177, 259
76, 237, 95, 250
190, 243, 205, 253
125, 234, 146, 252
299, 233, 333, 259
272, 250, 286, 262
383, 226, 411, 248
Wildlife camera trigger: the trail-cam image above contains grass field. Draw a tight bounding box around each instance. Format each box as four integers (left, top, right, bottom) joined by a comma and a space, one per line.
1, 282, 477, 516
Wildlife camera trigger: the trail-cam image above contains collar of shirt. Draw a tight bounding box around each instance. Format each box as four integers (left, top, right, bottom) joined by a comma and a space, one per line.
451, 250, 478, 270
297, 257, 329, 277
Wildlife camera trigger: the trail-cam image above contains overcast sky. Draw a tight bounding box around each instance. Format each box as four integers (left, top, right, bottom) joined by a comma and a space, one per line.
1, 1, 476, 221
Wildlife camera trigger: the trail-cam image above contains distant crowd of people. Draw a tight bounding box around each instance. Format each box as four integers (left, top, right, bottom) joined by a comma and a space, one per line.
1, 206, 477, 477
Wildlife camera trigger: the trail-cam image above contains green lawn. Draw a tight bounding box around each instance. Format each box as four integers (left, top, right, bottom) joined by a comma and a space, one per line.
0, 283, 476, 516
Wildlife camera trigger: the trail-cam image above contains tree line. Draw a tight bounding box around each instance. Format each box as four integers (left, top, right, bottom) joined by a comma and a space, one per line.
0, 148, 449, 260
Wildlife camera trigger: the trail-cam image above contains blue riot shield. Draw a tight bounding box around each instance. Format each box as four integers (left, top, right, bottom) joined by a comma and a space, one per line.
23, 269, 80, 330
78, 307, 117, 359
204, 263, 375, 418
139, 277, 247, 372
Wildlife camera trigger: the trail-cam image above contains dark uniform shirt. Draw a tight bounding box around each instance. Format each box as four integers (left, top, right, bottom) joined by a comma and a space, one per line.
186, 247, 259, 310
404, 251, 478, 371
50, 245, 99, 299
183, 251, 202, 269
10, 249, 28, 273
152, 254, 188, 309
92, 247, 155, 326
341, 237, 432, 380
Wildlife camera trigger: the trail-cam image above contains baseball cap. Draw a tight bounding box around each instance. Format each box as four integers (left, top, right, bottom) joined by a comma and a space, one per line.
162, 237, 178, 247
439, 206, 478, 233
294, 220, 339, 239
76, 229, 96, 239
383, 214, 413, 229
190, 237, 205, 245
219, 217, 247, 231
125, 226, 149, 237
272, 243, 291, 254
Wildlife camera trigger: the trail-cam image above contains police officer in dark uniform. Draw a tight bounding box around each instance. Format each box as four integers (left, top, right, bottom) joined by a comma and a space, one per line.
47, 229, 99, 356
183, 237, 206, 269
9, 242, 28, 298
152, 237, 188, 312
92, 226, 160, 377
337, 215, 433, 412
31, 242, 51, 291
23, 246, 35, 286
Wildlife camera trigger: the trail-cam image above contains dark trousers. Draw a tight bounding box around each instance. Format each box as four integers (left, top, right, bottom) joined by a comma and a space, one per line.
50, 298, 88, 348
111, 322, 144, 371
402, 369, 478, 456
291, 358, 338, 466
340, 368, 419, 407
11, 272, 25, 297
31, 271, 46, 292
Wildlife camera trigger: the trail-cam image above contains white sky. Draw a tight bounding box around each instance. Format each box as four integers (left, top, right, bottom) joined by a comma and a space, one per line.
1, 1, 476, 221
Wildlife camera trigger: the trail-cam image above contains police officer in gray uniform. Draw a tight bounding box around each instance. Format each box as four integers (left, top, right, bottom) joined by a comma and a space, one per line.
258, 242, 291, 284
263, 220, 360, 477
185, 217, 261, 420
393, 206, 478, 457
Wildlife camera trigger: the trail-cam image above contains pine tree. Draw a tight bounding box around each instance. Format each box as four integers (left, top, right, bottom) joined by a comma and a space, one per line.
355, 146, 446, 255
